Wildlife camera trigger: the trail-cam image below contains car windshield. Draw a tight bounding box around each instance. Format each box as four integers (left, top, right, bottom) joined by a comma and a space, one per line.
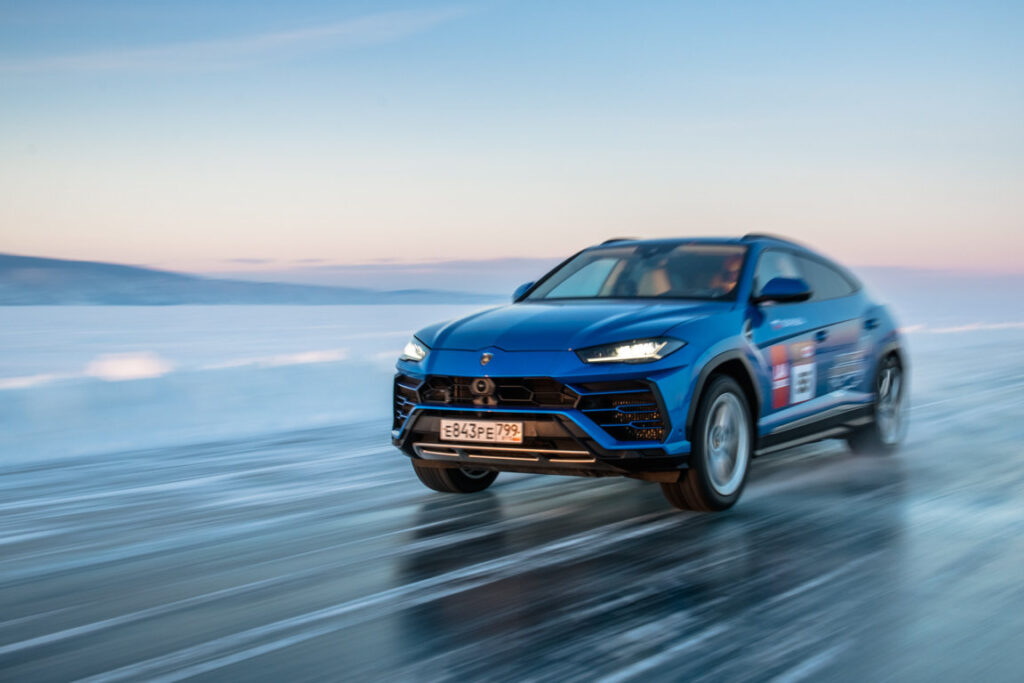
526, 243, 748, 301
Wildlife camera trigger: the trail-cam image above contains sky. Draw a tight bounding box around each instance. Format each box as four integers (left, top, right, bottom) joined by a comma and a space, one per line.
1, 0, 1022, 274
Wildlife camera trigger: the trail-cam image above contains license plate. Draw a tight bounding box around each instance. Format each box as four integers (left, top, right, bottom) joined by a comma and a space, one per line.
439, 419, 523, 444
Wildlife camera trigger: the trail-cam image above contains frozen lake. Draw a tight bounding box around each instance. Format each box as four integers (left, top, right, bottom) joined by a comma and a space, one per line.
0, 302, 1023, 680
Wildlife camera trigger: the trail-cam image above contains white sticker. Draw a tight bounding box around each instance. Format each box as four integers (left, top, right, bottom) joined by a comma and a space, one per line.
791, 362, 817, 403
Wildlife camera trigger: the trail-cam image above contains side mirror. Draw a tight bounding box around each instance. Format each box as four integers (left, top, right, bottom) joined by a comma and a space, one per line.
754, 277, 812, 304
512, 281, 534, 302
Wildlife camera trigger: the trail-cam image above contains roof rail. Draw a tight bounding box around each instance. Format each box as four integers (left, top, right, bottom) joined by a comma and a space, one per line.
600, 237, 636, 245
741, 233, 805, 247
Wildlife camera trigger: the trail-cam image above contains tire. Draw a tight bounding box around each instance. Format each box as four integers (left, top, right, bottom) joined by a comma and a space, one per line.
412, 462, 498, 493
661, 375, 753, 512
847, 353, 907, 455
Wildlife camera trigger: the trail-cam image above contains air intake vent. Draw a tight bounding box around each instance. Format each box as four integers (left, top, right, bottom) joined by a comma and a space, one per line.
575, 380, 667, 442
393, 375, 422, 430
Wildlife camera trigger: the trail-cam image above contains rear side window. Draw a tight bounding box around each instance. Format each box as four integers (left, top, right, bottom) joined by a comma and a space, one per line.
794, 256, 856, 301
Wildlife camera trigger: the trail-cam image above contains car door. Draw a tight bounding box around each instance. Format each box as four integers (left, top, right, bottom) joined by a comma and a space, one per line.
747, 249, 835, 433
790, 254, 869, 405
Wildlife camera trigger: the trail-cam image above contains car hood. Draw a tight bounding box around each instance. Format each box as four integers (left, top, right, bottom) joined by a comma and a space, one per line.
419, 300, 725, 352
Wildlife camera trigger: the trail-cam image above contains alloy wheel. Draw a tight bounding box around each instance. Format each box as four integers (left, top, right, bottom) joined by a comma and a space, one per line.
704, 392, 750, 496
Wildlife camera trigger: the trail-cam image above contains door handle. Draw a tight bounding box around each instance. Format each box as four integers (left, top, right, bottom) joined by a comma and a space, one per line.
865, 318, 880, 330
815, 330, 829, 343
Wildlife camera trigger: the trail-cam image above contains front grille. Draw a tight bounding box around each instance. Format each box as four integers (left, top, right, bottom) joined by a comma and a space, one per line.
419, 376, 579, 408
575, 380, 667, 442
393, 374, 422, 430
394, 375, 667, 444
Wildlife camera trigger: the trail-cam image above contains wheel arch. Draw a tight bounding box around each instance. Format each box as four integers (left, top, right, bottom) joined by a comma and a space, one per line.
881, 340, 905, 365
875, 339, 908, 384
685, 350, 762, 442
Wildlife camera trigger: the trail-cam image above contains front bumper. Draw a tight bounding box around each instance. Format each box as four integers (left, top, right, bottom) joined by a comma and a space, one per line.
392, 376, 693, 481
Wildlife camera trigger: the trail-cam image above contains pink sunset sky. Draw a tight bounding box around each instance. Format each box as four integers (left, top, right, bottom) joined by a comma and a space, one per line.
1, 2, 1021, 274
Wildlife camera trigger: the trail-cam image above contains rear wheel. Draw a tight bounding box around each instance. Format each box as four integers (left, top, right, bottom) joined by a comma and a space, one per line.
412, 462, 498, 493
661, 376, 752, 512
847, 354, 906, 455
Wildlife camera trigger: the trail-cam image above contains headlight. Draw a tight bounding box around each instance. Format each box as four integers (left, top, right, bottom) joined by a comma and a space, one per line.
576, 337, 685, 364
400, 338, 429, 362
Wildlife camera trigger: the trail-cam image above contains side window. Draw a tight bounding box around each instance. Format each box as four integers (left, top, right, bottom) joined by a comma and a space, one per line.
545, 258, 619, 298
795, 256, 856, 301
753, 249, 800, 297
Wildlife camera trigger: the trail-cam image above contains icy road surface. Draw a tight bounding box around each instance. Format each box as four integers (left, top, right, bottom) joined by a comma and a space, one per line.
2, 318, 1024, 680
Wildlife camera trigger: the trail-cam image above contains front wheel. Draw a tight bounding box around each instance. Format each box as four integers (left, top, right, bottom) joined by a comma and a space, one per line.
661, 375, 753, 512
412, 462, 498, 493
847, 354, 907, 455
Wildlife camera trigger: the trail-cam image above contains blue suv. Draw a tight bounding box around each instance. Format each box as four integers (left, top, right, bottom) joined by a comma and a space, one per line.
393, 234, 907, 511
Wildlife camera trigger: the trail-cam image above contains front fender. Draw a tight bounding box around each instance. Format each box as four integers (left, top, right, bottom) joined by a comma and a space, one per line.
682, 337, 764, 441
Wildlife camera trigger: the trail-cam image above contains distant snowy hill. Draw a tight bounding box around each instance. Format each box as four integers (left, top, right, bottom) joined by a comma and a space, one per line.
0, 254, 501, 305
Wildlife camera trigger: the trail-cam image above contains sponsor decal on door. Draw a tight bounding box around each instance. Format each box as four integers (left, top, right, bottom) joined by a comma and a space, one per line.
828, 331, 869, 392
769, 341, 818, 408
789, 341, 816, 404
770, 345, 790, 409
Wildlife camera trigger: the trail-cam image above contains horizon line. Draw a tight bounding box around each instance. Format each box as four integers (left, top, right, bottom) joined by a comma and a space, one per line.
4, 250, 1024, 279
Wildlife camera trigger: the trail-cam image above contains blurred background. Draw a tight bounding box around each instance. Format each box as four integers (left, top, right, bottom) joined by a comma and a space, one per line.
2, 1, 1023, 680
